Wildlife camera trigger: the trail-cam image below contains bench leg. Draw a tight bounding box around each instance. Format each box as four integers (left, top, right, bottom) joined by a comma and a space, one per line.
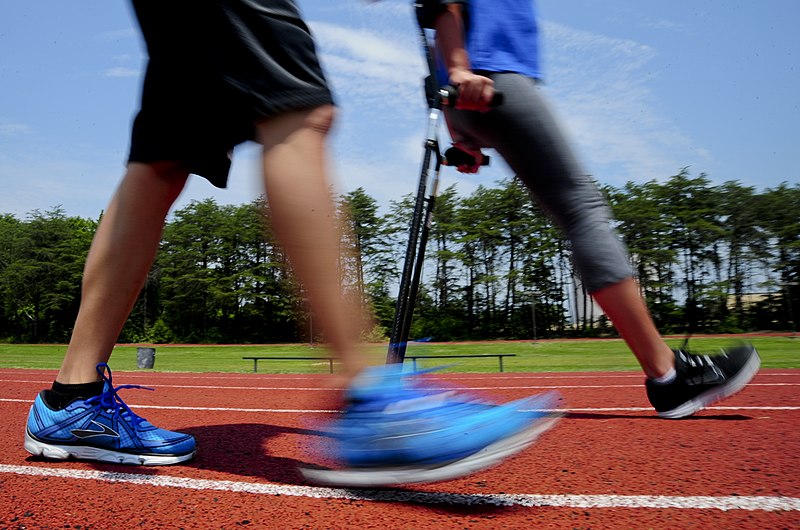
499, 357, 504, 373
253, 359, 258, 373
328, 359, 334, 374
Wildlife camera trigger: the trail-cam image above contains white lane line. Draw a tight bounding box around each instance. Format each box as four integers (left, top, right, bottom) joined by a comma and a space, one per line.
3, 398, 799, 414
0, 372, 651, 380
1, 371, 798, 383
1, 379, 798, 391
0, 464, 797, 511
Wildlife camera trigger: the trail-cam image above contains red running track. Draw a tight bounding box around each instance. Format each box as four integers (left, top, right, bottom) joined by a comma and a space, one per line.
1, 368, 798, 529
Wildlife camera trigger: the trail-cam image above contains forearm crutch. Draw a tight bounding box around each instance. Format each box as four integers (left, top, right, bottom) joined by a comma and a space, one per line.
386, 27, 497, 364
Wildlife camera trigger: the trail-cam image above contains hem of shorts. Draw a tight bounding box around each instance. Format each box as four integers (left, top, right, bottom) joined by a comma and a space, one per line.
126, 154, 232, 189
126, 87, 334, 189
585, 271, 635, 295
227, 80, 335, 119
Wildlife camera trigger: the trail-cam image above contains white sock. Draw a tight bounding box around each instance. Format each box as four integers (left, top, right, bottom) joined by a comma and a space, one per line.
651, 367, 676, 384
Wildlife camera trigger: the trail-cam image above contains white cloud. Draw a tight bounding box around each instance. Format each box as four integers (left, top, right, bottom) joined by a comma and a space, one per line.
312, 21, 419, 70
642, 18, 685, 32
310, 20, 425, 112
112, 53, 137, 63
103, 66, 140, 78
540, 21, 705, 183
313, 13, 706, 193
0, 122, 32, 137
95, 28, 138, 42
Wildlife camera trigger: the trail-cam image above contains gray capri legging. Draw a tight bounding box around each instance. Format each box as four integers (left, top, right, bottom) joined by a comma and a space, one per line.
444, 72, 633, 293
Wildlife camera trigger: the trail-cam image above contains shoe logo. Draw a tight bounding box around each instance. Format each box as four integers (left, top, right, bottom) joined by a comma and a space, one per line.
71, 421, 119, 439
686, 366, 725, 386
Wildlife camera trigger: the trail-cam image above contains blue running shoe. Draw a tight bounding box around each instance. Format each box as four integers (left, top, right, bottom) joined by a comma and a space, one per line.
24, 363, 195, 465
300, 364, 561, 487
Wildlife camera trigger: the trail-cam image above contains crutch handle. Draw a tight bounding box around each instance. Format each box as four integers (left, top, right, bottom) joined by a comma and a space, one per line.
438, 85, 504, 108
443, 146, 490, 167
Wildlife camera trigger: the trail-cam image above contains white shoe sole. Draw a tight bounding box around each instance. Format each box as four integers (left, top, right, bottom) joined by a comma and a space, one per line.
24, 430, 195, 466
299, 414, 561, 487
658, 349, 761, 419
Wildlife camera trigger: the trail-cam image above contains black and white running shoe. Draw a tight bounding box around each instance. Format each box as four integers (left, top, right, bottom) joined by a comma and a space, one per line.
646, 343, 761, 419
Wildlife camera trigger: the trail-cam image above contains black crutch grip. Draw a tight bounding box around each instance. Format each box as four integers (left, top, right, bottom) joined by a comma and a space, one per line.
443, 146, 490, 167
438, 85, 504, 108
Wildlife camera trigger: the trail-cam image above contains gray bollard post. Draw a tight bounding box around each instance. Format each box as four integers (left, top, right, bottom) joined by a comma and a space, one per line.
136, 347, 156, 369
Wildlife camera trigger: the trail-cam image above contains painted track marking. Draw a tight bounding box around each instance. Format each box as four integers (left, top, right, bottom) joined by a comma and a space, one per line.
3, 369, 797, 520
1, 379, 798, 392
0, 464, 797, 511
3, 398, 799, 414
1, 370, 798, 382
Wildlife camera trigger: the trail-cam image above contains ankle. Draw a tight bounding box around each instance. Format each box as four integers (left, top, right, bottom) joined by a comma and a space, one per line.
649, 366, 677, 384
43, 380, 105, 410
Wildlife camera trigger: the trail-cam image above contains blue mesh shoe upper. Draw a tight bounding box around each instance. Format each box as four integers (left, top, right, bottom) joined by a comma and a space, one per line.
27, 363, 195, 457
330, 364, 559, 467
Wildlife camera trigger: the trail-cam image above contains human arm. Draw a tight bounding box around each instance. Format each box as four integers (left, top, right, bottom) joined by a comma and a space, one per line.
434, 3, 494, 112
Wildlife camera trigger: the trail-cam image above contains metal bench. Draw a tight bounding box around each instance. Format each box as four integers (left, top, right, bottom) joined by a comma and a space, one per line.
243, 356, 335, 373
405, 354, 516, 372
244, 353, 516, 374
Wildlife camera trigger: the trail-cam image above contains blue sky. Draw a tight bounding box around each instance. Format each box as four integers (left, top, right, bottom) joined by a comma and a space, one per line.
1, 0, 798, 220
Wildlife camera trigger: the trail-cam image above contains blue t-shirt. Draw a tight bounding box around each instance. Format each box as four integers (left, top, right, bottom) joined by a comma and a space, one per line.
466, 0, 541, 79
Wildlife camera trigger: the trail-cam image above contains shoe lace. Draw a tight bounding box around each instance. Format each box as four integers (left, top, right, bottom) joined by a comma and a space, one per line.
84, 363, 154, 429
676, 348, 712, 367
675, 347, 725, 381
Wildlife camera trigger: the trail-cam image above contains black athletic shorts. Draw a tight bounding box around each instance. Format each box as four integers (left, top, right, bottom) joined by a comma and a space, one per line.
128, 0, 335, 188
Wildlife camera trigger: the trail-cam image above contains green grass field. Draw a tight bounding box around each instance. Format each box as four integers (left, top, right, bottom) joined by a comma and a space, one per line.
0, 336, 797, 374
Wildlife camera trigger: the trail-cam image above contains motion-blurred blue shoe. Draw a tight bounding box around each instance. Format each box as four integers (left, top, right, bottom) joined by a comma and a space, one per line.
301, 364, 561, 486
25, 363, 195, 465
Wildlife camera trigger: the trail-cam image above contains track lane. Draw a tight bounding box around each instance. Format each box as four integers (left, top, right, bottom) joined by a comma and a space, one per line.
1, 368, 797, 529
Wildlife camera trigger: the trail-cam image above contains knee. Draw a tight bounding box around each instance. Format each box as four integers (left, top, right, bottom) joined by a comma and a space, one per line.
257, 104, 337, 148
126, 161, 189, 202
148, 160, 190, 180
303, 104, 336, 136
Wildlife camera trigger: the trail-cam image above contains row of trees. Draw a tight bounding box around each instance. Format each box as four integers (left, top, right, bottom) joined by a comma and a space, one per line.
1, 171, 798, 344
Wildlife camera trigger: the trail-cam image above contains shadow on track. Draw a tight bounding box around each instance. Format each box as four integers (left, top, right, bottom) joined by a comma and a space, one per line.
177, 423, 523, 516
181, 422, 323, 484
20, 422, 321, 485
